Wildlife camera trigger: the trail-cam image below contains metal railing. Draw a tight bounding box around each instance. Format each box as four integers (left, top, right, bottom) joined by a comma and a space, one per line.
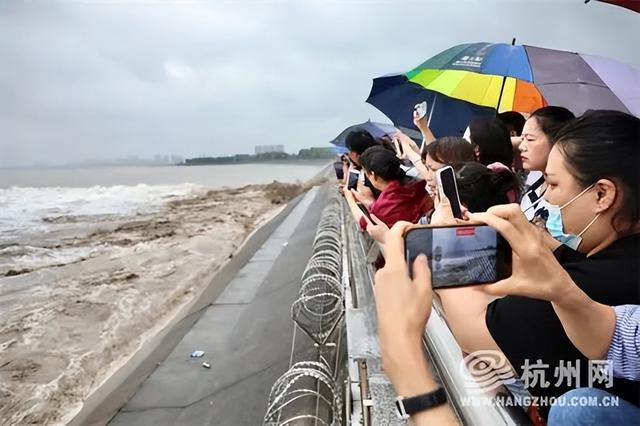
265, 193, 532, 425
341, 198, 533, 426
264, 194, 346, 426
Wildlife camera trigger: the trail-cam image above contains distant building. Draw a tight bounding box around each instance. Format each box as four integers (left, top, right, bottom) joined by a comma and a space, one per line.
255, 145, 285, 155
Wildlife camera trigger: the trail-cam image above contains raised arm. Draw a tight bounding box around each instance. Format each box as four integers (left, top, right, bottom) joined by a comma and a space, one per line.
414, 112, 436, 146
436, 286, 502, 354
423, 190, 502, 354
550, 284, 615, 360
374, 222, 459, 425
343, 187, 366, 227
395, 132, 430, 181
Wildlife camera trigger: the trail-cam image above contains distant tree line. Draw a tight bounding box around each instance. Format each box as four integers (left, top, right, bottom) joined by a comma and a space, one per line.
183, 147, 335, 165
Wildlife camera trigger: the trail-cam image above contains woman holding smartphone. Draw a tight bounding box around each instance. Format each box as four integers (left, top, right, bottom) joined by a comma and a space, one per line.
343, 145, 432, 232
432, 110, 640, 417
375, 206, 640, 424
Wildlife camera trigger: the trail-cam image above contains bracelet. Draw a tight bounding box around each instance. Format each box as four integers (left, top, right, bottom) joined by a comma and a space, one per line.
395, 387, 448, 419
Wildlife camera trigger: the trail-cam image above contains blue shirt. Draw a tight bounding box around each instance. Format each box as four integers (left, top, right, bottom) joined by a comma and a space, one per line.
606, 305, 640, 381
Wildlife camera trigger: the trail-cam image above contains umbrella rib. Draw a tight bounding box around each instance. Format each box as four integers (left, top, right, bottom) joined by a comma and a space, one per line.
541, 81, 610, 88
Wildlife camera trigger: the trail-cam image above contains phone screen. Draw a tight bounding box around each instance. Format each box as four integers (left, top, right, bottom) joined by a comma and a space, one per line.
347, 170, 359, 190
437, 166, 463, 219
404, 225, 511, 288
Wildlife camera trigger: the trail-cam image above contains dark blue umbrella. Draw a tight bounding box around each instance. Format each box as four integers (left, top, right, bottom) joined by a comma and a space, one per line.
329, 120, 399, 150
366, 73, 495, 138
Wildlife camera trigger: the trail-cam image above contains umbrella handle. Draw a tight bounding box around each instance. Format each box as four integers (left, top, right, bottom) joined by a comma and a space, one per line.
427, 93, 437, 127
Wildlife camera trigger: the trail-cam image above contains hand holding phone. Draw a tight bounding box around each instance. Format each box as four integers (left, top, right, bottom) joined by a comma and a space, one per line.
414, 101, 428, 120
347, 170, 359, 191
404, 224, 512, 288
356, 202, 376, 224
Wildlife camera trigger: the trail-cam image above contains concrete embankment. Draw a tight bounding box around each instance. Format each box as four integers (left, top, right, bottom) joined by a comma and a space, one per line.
72, 183, 331, 426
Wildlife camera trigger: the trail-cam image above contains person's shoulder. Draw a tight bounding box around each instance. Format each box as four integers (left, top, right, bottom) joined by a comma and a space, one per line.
562, 234, 640, 304
404, 177, 427, 189
591, 233, 640, 259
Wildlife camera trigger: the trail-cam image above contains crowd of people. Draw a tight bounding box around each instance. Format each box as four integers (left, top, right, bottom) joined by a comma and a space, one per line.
337, 107, 640, 424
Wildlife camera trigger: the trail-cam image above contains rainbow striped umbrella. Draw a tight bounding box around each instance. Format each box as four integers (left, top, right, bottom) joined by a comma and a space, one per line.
406, 42, 640, 116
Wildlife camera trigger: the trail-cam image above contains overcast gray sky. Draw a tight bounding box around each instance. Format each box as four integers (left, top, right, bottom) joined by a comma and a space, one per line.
0, 0, 638, 167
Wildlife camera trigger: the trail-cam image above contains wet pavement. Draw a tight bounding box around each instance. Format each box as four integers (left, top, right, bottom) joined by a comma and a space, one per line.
107, 185, 329, 426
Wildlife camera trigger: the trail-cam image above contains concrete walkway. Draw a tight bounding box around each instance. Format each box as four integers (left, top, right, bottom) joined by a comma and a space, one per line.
108, 185, 327, 426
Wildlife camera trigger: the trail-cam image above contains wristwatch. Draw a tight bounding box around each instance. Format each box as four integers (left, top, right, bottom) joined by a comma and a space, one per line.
395, 387, 447, 420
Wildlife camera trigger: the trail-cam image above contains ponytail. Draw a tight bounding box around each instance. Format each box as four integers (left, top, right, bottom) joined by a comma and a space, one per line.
359, 145, 406, 182
454, 162, 519, 211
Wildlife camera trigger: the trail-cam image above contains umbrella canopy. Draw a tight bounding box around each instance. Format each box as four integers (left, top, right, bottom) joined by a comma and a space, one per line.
406, 42, 640, 116
329, 120, 398, 149
366, 74, 495, 138
585, 0, 640, 13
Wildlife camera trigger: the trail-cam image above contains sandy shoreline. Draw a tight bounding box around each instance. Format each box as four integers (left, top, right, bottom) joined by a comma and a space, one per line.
0, 180, 321, 425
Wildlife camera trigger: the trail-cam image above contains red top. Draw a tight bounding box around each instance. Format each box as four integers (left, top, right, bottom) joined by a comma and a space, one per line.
359, 179, 433, 231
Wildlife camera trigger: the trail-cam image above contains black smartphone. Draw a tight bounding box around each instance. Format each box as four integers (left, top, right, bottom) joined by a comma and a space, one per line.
347, 170, 359, 191
436, 165, 463, 219
404, 225, 511, 288
356, 202, 376, 223
333, 161, 344, 180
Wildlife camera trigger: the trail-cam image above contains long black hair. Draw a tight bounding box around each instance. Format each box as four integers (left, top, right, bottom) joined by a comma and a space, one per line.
469, 117, 514, 167
498, 111, 526, 136
359, 145, 406, 182
345, 130, 379, 155
528, 106, 575, 143
453, 162, 520, 212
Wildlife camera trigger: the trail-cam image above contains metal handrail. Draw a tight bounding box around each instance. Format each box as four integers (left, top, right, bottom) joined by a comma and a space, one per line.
341, 197, 533, 425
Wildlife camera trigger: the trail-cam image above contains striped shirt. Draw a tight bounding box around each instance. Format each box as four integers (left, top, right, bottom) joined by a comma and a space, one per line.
606, 304, 640, 381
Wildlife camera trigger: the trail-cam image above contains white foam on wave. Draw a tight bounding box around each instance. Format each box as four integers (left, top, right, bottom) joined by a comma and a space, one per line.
0, 244, 108, 274
0, 184, 208, 273
0, 183, 207, 240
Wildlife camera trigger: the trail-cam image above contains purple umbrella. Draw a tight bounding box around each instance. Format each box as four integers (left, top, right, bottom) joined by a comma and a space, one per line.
329, 120, 398, 150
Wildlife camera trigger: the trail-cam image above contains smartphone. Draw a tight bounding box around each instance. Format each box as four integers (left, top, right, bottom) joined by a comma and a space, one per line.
347, 170, 359, 191
414, 101, 428, 120
333, 161, 344, 180
436, 166, 463, 219
356, 202, 376, 223
404, 225, 511, 288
